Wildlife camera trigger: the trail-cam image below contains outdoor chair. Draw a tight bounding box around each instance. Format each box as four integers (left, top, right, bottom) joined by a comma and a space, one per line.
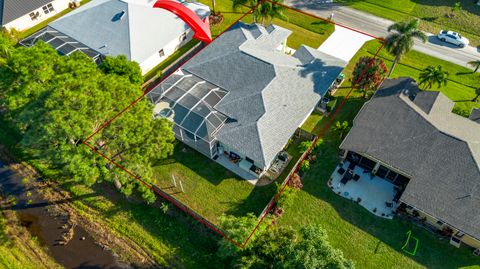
337, 167, 346, 175
353, 174, 360, 181
340, 175, 349, 184
348, 162, 356, 170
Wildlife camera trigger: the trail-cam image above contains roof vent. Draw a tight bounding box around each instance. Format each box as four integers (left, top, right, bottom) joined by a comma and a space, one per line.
112, 10, 126, 22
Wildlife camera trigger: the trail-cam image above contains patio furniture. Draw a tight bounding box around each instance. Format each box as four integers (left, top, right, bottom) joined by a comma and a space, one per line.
353, 174, 360, 181
348, 162, 356, 170
385, 202, 393, 208
341, 170, 353, 184
393, 191, 402, 203
337, 167, 346, 175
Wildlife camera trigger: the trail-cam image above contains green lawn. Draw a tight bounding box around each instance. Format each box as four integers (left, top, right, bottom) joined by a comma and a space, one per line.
279, 39, 480, 269
151, 144, 277, 223
360, 40, 480, 114
338, 0, 480, 46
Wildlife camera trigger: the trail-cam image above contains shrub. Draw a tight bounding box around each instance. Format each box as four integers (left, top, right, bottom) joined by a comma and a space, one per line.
326, 97, 338, 112
300, 160, 310, 173
298, 141, 312, 153
276, 184, 297, 209
313, 138, 324, 149
452, 106, 470, 118
289, 173, 303, 190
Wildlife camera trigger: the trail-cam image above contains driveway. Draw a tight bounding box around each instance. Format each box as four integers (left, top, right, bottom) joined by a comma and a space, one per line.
285, 0, 480, 70
318, 24, 373, 62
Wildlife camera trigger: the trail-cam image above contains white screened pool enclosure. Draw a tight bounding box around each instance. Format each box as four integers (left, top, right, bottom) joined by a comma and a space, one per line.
146, 71, 229, 158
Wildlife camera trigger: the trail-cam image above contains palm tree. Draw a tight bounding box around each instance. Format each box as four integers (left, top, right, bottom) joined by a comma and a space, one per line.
467, 60, 480, 72
418, 65, 449, 90
384, 19, 427, 77
333, 121, 349, 139
473, 88, 480, 102
232, 0, 286, 25
256, 0, 286, 25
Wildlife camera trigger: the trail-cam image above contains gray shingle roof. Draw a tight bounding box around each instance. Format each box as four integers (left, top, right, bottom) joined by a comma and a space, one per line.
470, 108, 480, 123
340, 77, 480, 240
0, 0, 52, 25
48, 0, 209, 63
183, 22, 347, 168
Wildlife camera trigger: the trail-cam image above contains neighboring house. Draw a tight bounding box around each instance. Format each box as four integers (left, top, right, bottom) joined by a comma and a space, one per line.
0, 0, 71, 31
147, 22, 347, 179
340, 77, 480, 250
20, 0, 210, 74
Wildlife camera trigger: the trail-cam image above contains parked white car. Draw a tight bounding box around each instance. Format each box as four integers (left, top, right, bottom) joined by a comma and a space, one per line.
437, 30, 469, 48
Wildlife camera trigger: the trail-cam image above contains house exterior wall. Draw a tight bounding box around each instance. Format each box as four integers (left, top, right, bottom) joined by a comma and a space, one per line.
403, 203, 480, 250
4, 0, 71, 31
139, 29, 194, 75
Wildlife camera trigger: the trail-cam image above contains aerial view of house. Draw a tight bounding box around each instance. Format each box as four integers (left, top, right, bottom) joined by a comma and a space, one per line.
1, 0, 480, 268
147, 22, 346, 180
20, 0, 210, 73
335, 77, 480, 250
0, 0, 72, 31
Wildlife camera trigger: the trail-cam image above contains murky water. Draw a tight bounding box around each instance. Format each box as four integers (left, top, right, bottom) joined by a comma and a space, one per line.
0, 161, 124, 268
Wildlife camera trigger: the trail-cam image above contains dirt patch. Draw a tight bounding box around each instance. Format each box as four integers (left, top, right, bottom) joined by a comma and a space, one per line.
0, 145, 159, 268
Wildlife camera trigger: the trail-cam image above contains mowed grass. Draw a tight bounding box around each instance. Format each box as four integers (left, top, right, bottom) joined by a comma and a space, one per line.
359, 40, 480, 114
338, 0, 480, 46
278, 39, 480, 269
152, 144, 277, 223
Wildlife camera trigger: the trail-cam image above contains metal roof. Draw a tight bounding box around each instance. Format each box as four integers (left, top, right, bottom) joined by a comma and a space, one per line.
20, 26, 103, 64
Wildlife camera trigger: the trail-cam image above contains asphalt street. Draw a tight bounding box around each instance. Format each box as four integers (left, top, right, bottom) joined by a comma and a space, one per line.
285, 0, 480, 70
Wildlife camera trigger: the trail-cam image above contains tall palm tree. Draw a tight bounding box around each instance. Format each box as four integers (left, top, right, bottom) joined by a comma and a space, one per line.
418, 65, 449, 90
384, 19, 427, 77
232, 0, 285, 25
256, 0, 286, 25
473, 88, 480, 102
467, 60, 480, 72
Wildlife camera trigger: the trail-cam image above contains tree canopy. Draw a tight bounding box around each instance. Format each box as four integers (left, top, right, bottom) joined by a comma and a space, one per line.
352, 56, 387, 98
218, 213, 354, 269
418, 65, 449, 90
384, 19, 427, 76
0, 36, 174, 203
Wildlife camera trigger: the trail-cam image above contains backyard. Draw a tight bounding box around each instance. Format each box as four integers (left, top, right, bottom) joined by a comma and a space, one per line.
279, 38, 480, 268
338, 0, 480, 46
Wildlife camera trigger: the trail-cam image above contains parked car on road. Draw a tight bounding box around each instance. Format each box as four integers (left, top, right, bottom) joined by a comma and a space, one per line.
437, 30, 469, 48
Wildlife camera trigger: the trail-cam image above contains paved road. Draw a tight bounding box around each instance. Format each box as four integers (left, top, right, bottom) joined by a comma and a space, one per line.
285, 0, 480, 70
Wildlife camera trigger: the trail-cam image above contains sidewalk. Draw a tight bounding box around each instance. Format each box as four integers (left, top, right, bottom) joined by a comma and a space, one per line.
285, 0, 480, 69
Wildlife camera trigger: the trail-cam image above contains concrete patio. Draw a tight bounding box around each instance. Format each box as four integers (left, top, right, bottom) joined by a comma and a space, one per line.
215, 155, 259, 184
328, 161, 397, 219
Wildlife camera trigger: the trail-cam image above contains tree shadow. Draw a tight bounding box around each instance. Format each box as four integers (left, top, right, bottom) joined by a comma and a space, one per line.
84, 182, 222, 268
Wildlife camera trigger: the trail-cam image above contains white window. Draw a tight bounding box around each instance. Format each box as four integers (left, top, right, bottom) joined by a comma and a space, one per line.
159, 49, 165, 57
29, 11, 40, 21
42, 3, 55, 15
179, 33, 187, 42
